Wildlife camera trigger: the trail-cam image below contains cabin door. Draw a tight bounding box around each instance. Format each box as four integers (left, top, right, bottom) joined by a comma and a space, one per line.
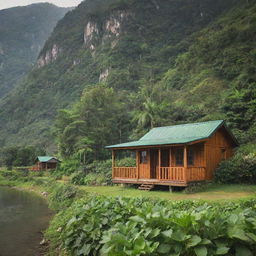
138, 150, 150, 179
150, 150, 158, 179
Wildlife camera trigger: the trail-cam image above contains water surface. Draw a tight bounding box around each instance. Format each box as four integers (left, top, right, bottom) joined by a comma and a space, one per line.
0, 186, 52, 256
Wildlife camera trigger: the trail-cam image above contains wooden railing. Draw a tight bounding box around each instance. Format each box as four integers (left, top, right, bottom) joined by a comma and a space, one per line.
186, 167, 206, 181
113, 166, 206, 182
29, 166, 40, 171
113, 167, 137, 179
158, 167, 185, 181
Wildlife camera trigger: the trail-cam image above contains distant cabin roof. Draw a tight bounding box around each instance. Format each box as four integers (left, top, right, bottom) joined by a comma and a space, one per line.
37, 156, 60, 163
106, 120, 238, 149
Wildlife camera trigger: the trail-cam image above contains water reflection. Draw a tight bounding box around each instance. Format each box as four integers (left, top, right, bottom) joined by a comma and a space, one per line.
0, 186, 52, 256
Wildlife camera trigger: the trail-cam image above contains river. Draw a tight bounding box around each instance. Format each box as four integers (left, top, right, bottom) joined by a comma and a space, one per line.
0, 186, 52, 256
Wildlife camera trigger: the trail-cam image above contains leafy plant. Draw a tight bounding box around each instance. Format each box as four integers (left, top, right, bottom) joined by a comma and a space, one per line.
46, 196, 256, 256
215, 146, 256, 184
48, 183, 80, 211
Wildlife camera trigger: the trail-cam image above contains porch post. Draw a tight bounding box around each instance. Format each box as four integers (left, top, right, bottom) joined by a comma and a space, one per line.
136, 150, 139, 179
158, 148, 161, 180
203, 143, 207, 179
112, 150, 115, 179
169, 148, 172, 167
184, 146, 187, 182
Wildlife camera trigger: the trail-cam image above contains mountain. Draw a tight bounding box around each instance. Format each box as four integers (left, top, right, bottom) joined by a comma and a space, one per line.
0, 3, 70, 98
0, 0, 255, 152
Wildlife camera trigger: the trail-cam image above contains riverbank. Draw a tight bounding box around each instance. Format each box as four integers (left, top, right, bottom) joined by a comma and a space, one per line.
0, 171, 85, 255
1, 170, 256, 256
0, 186, 52, 256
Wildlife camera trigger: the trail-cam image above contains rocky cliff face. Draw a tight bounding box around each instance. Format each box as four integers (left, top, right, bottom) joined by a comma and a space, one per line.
38, 10, 131, 67
0, 0, 245, 148
37, 44, 61, 67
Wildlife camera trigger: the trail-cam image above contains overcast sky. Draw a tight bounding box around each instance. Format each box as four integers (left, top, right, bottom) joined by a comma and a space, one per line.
0, 0, 83, 10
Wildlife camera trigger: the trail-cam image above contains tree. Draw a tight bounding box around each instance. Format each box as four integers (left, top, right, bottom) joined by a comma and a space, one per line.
55, 85, 131, 161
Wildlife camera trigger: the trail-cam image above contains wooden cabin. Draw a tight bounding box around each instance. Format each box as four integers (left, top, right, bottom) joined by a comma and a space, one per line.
30, 156, 60, 171
106, 120, 238, 187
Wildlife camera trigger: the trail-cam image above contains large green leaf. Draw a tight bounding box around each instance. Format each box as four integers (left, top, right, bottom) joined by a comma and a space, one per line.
228, 228, 251, 242
194, 245, 207, 256
157, 244, 171, 254
172, 231, 187, 242
187, 235, 202, 248
235, 245, 253, 256
129, 215, 145, 223
216, 246, 230, 255
162, 229, 173, 238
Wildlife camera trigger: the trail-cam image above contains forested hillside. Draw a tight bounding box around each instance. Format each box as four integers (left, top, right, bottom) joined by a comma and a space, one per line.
0, 3, 70, 98
0, 0, 255, 157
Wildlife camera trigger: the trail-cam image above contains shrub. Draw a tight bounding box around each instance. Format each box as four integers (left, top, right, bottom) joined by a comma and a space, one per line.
50, 169, 64, 180
83, 173, 106, 186
215, 147, 256, 184
116, 157, 136, 167
48, 183, 80, 211
71, 170, 86, 185
57, 158, 81, 176
70, 160, 112, 186
0, 169, 30, 182
46, 196, 256, 256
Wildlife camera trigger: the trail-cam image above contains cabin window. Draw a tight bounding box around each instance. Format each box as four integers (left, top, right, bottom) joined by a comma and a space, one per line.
187, 149, 194, 166
175, 149, 184, 166
221, 148, 226, 160
140, 151, 147, 164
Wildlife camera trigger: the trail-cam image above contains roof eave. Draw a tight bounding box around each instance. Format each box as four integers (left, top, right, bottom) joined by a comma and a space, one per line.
105, 137, 209, 150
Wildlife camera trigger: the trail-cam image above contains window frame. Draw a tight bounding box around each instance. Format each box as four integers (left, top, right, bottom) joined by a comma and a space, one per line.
175, 148, 184, 166
187, 148, 194, 166
221, 148, 226, 160
140, 150, 148, 164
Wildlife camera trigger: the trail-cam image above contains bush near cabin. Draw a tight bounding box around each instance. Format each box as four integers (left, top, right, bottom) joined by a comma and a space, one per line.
215, 144, 256, 184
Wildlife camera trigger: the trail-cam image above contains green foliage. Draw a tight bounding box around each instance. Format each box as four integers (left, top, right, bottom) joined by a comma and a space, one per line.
57, 158, 81, 176
47, 183, 80, 211
215, 145, 256, 184
0, 3, 69, 99
115, 157, 136, 167
71, 159, 112, 185
55, 85, 130, 161
0, 169, 28, 181
70, 170, 86, 185
83, 173, 106, 186
0, 168, 57, 185
0, 0, 247, 151
46, 196, 256, 256
0, 146, 45, 168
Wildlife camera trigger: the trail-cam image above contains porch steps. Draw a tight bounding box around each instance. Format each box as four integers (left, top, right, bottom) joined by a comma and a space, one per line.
138, 184, 155, 191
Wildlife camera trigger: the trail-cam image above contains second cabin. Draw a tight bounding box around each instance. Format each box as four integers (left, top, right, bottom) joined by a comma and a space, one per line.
30, 156, 60, 171
106, 120, 238, 187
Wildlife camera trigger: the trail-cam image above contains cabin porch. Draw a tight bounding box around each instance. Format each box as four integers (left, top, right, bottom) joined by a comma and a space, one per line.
112, 143, 206, 187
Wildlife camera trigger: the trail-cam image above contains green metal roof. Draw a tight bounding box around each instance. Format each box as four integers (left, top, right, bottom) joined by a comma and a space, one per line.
106, 120, 238, 149
37, 156, 59, 162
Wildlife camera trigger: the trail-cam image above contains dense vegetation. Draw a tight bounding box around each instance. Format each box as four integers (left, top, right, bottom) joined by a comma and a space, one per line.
215, 144, 256, 184
1, 0, 255, 155
0, 3, 69, 99
46, 196, 256, 256
1, 170, 256, 256
0, 146, 45, 168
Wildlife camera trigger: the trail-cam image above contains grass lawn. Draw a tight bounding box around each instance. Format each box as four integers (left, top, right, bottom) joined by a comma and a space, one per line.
80, 184, 256, 201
